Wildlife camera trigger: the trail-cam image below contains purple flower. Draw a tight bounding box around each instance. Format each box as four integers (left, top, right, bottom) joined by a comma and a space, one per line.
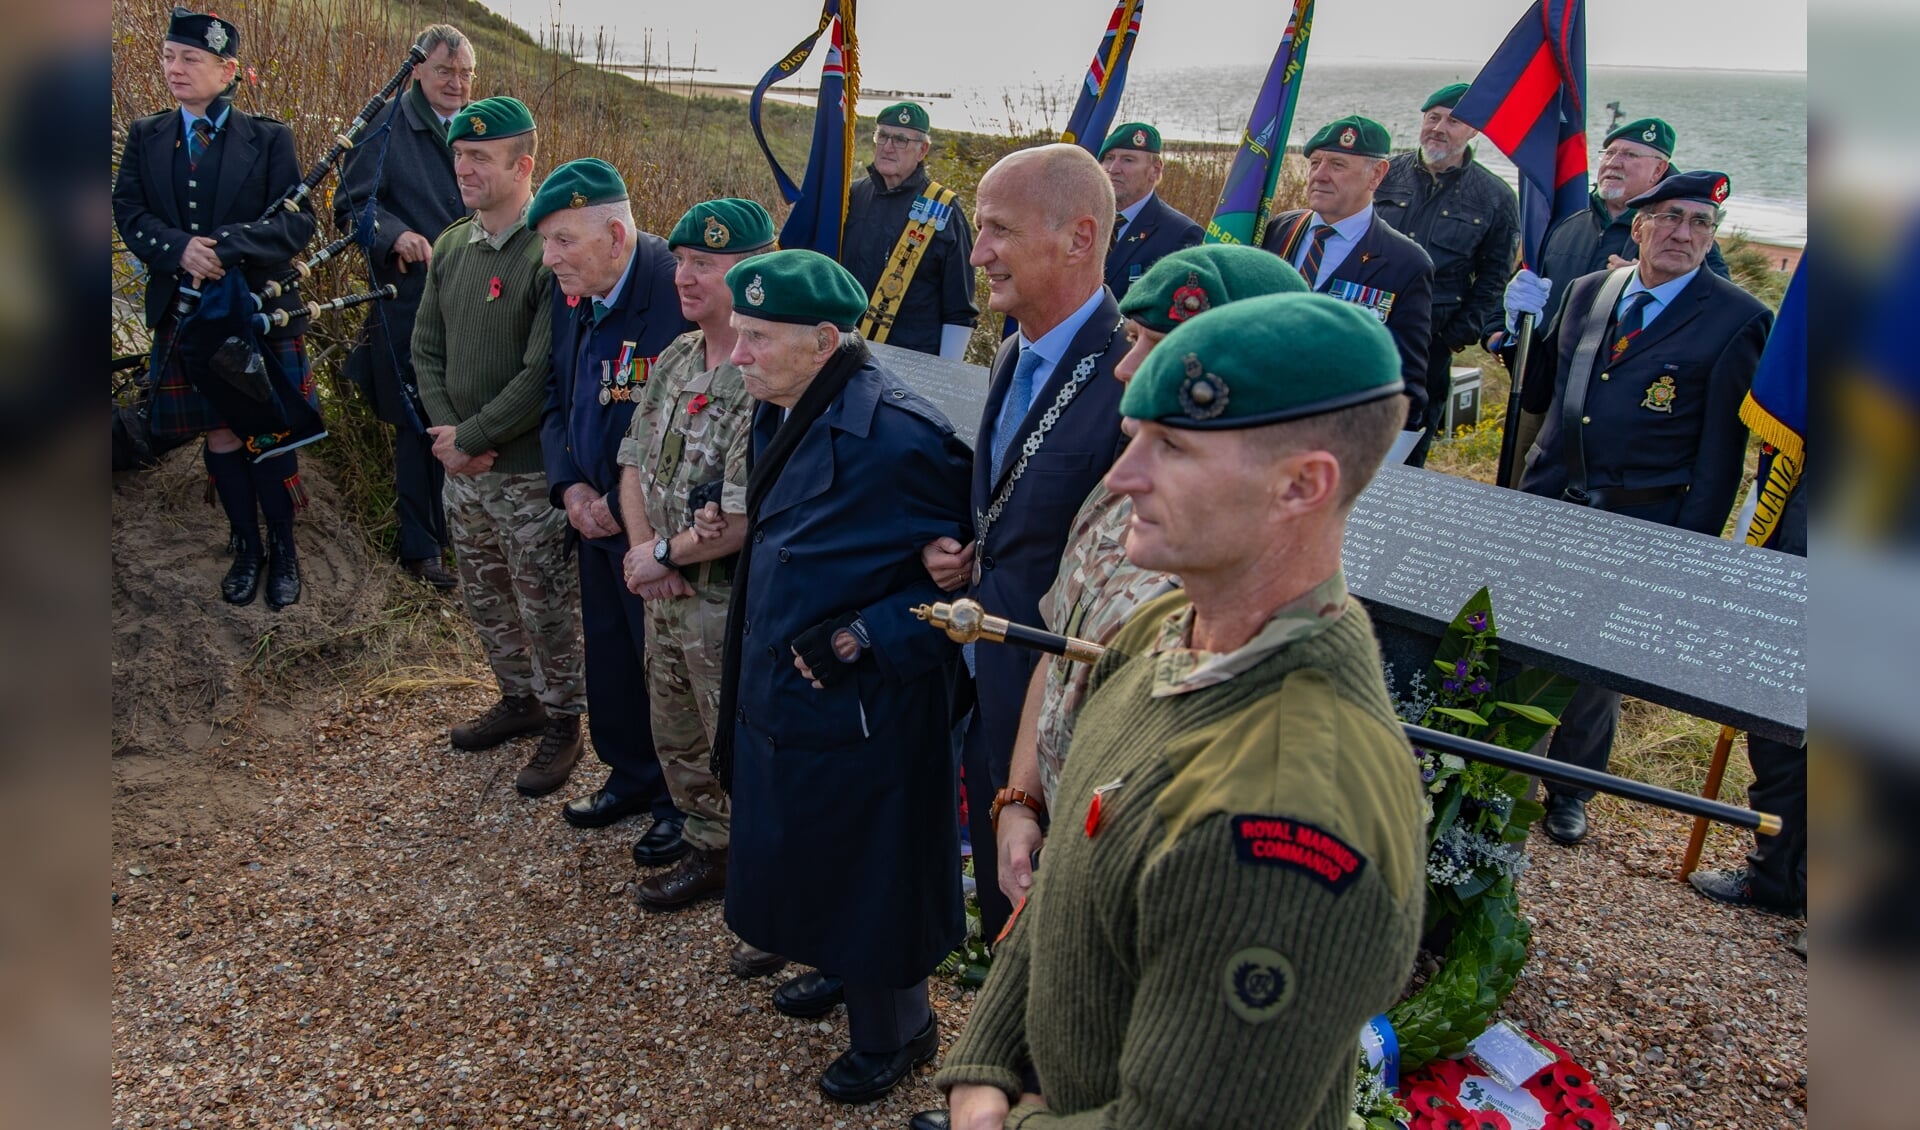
1443, 679, 1460, 693
1454, 657, 1471, 678
1466, 612, 1489, 632
1468, 678, 1491, 695
1422, 766, 1437, 782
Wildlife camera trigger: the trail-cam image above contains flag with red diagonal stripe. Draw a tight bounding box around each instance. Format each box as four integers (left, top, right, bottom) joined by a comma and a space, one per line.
1450, 0, 1587, 267
1061, 0, 1144, 151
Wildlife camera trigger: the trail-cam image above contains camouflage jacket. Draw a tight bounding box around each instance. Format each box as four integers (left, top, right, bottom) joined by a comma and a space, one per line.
615, 330, 753, 542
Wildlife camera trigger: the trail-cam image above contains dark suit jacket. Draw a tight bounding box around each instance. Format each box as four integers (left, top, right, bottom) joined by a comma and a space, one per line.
1104, 193, 1204, 302
967, 290, 1129, 774
1261, 209, 1436, 427
541, 232, 692, 554
1518, 266, 1773, 535
726, 361, 973, 986
333, 84, 464, 427
113, 106, 316, 338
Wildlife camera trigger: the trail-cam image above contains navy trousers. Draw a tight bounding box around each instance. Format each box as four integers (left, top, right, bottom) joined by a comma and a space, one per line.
392, 424, 447, 562
577, 538, 677, 817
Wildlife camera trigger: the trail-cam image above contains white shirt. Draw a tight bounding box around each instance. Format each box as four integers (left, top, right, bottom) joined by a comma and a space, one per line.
1011, 288, 1107, 418
1294, 208, 1375, 289
1619, 264, 1701, 330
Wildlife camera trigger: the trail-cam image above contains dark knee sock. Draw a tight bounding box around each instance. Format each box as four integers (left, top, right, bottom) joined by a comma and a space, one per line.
251, 452, 305, 540
204, 445, 260, 553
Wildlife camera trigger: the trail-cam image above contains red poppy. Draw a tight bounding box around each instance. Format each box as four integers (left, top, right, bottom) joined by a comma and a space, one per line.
687, 393, 711, 415
1468, 1112, 1512, 1130
487, 276, 502, 302
566, 294, 581, 308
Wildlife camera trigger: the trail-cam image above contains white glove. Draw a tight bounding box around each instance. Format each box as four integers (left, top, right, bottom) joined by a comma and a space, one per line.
1503, 268, 1551, 332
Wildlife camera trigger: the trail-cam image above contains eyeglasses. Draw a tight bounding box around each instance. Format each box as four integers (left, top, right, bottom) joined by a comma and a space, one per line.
1644, 210, 1719, 236
872, 131, 923, 150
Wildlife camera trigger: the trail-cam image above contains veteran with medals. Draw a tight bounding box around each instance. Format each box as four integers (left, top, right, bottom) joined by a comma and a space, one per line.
1097, 122, 1204, 303
935, 293, 1425, 1130
1516, 170, 1772, 846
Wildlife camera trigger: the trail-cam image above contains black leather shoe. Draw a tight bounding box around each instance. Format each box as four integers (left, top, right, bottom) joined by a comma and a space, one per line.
264, 529, 301, 609
908, 1110, 951, 1130
1542, 793, 1588, 845
819, 1017, 938, 1104
1688, 867, 1804, 916
630, 815, 689, 865
221, 547, 264, 605
772, 971, 845, 1019
563, 788, 650, 829
730, 941, 789, 979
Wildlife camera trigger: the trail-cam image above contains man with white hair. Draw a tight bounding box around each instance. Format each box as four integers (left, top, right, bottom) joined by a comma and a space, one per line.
533, 159, 694, 842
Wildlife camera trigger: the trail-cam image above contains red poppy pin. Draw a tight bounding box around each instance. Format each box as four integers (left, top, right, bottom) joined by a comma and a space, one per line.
687, 393, 711, 415
487, 276, 502, 302
566, 294, 581, 308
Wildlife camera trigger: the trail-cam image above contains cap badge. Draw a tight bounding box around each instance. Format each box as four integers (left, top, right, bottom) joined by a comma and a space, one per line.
1642, 126, 1658, 143
1167, 273, 1210, 323
745, 274, 766, 307
1178, 352, 1230, 420
205, 21, 229, 52
1340, 126, 1358, 148
897, 108, 912, 124
468, 116, 487, 136
1711, 176, 1730, 203
703, 216, 729, 248
569, 192, 587, 208
1133, 129, 1148, 147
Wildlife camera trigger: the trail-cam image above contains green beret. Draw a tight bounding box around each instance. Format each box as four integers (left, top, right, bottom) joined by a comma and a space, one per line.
1118, 245, 1307, 333
529, 158, 629, 230
1604, 117, 1675, 158
725, 249, 868, 330
878, 102, 931, 134
1121, 293, 1402, 430
668, 198, 776, 254
1098, 122, 1163, 160
447, 96, 535, 145
1423, 82, 1471, 112
1304, 115, 1391, 160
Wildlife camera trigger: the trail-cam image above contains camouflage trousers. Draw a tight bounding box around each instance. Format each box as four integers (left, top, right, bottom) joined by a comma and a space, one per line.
643, 571, 733, 851
443, 470, 585, 715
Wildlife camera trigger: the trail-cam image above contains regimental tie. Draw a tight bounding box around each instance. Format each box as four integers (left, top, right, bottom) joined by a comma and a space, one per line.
590, 298, 613, 325
1299, 223, 1336, 289
989, 345, 1046, 483
1111, 212, 1127, 249
1610, 291, 1654, 361
188, 118, 215, 170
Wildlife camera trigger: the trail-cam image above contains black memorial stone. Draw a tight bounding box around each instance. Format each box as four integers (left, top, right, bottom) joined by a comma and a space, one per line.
868, 341, 989, 450
1347, 466, 1806, 744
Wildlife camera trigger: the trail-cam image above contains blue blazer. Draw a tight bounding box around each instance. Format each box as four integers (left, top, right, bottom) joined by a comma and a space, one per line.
725, 361, 974, 986
967, 291, 1130, 775
541, 232, 692, 555
1519, 266, 1772, 535
1262, 209, 1436, 428
1104, 192, 1204, 302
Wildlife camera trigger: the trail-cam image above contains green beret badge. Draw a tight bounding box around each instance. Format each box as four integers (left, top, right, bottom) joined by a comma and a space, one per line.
469, 116, 487, 136
569, 192, 586, 208
704, 216, 730, 248
1642, 125, 1659, 143
1178, 353, 1229, 421
1168, 273, 1210, 323
897, 108, 911, 124
1133, 128, 1148, 147
745, 274, 766, 307
1340, 126, 1357, 149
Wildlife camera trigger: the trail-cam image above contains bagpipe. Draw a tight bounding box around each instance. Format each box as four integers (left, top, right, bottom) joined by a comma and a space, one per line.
911, 599, 1781, 836
117, 45, 426, 470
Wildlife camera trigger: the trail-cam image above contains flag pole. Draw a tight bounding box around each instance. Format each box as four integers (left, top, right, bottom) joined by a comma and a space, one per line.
1496, 311, 1536, 487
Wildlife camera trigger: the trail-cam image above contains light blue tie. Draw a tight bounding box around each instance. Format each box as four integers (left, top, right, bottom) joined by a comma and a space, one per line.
989, 346, 1045, 483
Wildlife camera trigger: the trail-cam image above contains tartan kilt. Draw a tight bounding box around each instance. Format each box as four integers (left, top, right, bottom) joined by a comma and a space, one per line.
147, 317, 315, 443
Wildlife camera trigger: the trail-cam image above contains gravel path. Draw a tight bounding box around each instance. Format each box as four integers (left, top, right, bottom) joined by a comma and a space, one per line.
112, 679, 1804, 1129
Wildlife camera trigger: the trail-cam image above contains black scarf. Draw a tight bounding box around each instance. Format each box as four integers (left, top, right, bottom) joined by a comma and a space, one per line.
711, 340, 871, 790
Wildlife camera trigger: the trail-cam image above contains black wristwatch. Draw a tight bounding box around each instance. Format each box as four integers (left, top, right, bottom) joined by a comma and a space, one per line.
653, 535, 677, 569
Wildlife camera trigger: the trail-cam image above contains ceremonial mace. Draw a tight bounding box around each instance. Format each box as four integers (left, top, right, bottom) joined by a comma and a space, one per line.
911, 599, 1781, 836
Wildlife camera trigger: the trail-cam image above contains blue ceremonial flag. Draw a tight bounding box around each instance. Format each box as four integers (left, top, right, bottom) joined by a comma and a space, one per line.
748, 1, 859, 257
1205, 0, 1314, 246
1740, 255, 1807, 547
1449, 0, 1588, 267
1061, 0, 1143, 151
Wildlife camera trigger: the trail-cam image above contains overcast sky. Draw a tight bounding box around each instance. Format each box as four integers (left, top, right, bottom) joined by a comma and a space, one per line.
491, 0, 1808, 84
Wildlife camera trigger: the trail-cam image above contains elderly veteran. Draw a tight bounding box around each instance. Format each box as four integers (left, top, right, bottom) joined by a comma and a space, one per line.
1373, 82, 1519, 467
533, 158, 695, 839
1261, 115, 1435, 452
710, 250, 975, 1104
1517, 170, 1772, 847
1097, 122, 1204, 302
839, 101, 979, 358
934, 292, 1426, 1130
410, 97, 587, 792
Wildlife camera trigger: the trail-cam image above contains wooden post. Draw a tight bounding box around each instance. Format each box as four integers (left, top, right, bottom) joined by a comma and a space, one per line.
1679, 725, 1740, 880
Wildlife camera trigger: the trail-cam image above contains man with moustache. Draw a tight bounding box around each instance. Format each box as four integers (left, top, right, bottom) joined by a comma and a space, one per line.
1517, 171, 1772, 846
1097, 122, 1203, 302
533, 159, 694, 841
1374, 83, 1518, 466
840, 102, 979, 358
918, 143, 1131, 953
1261, 115, 1434, 456
335, 23, 477, 591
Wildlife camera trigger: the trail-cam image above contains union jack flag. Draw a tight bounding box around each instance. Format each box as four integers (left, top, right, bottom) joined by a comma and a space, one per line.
1061, 1, 1143, 151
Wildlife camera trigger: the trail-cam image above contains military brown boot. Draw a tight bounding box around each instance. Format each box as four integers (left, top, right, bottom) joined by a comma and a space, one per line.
450, 694, 546, 751
636, 846, 728, 912
515, 714, 584, 797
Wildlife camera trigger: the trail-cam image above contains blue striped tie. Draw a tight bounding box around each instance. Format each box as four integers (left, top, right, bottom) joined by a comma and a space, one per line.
1300, 223, 1335, 288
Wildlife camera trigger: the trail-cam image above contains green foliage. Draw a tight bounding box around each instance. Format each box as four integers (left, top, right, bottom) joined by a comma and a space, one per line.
1717, 231, 1790, 310
1388, 875, 1532, 1067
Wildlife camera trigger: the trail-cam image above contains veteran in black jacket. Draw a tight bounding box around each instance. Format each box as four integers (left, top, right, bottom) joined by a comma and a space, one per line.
1518, 171, 1772, 848
333, 23, 474, 585
112, 10, 317, 610
1097, 122, 1204, 302
1262, 116, 1434, 445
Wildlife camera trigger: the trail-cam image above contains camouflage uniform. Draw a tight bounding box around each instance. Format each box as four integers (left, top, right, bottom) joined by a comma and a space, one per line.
1032, 481, 1176, 806
443, 470, 586, 715
614, 330, 752, 852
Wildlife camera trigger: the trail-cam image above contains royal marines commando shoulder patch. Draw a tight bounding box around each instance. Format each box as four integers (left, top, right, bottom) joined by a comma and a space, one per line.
1223, 945, 1296, 1024
1231, 814, 1366, 894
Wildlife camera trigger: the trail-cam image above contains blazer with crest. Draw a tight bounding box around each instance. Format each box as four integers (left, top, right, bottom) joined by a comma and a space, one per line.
1104, 193, 1205, 303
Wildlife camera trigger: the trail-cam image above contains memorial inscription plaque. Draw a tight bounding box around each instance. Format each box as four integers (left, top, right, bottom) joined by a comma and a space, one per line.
1347, 466, 1806, 743
868, 341, 990, 449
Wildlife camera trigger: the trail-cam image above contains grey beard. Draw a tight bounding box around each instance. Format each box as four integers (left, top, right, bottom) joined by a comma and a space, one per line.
1421, 143, 1455, 166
